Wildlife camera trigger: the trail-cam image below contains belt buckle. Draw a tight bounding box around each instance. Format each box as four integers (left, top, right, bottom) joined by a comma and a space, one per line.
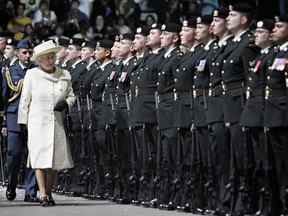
246, 88, 250, 100
193, 89, 196, 98
265, 88, 269, 100
208, 89, 212, 97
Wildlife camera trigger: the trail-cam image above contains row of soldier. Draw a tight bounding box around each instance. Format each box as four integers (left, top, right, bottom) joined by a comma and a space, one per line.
1, 2, 288, 216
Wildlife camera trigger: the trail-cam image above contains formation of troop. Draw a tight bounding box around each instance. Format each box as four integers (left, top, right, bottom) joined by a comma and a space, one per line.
1, 2, 288, 215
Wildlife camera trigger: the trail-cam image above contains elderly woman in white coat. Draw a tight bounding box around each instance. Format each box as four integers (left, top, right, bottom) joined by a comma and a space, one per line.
18, 40, 75, 207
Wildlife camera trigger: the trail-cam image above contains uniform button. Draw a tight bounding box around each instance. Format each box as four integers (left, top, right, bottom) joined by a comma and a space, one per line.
145, 67, 149, 70
223, 60, 226, 63
221, 70, 224, 74
156, 82, 159, 86
249, 77, 252, 81
230, 60, 234, 63
140, 68, 143, 71
130, 81, 132, 85
216, 62, 220, 66
267, 76, 270, 80
158, 72, 161, 76
174, 78, 177, 83
212, 62, 215, 66
162, 71, 165, 75
209, 83, 212, 87
131, 72, 134, 76
137, 77, 140, 80
194, 75, 197, 79
176, 68, 179, 72
183, 67, 186, 71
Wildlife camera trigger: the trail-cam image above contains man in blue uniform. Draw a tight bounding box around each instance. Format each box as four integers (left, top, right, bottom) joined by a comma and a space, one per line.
1, 40, 38, 202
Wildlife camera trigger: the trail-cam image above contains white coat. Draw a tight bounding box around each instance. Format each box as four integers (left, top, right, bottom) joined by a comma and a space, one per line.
18, 67, 75, 170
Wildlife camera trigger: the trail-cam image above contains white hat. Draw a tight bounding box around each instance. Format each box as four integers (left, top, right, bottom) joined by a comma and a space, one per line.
32, 40, 60, 61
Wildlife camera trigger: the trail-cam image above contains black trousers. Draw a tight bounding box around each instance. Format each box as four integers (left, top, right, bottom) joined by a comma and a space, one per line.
158, 127, 177, 204
134, 123, 157, 201
268, 127, 288, 215
208, 122, 229, 211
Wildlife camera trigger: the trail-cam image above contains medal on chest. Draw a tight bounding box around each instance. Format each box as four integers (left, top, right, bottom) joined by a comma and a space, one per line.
119, 72, 128, 82
197, 59, 206, 72
253, 60, 261, 73
109, 71, 116, 80
271, 58, 286, 71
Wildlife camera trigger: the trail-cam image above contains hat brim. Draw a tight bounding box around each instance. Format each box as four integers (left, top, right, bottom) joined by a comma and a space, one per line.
31, 47, 60, 61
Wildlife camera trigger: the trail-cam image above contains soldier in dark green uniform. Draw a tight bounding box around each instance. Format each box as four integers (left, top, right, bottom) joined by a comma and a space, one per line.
113, 33, 136, 204
207, 7, 232, 215
170, 17, 202, 212
86, 39, 114, 199
55, 37, 70, 68
192, 15, 216, 213
127, 26, 151, 204
62, 37, 88, 196
131, 24, 161, 205
263, 15, 288, 216
101, 37, 123, 200
240, 19, 275, 215
156, 23, 182, 209
223, 3, 259, 215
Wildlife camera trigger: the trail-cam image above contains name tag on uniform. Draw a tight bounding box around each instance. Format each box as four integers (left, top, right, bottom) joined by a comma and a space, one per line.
253, 60, 261, 73
271, 58, 286, 71
109, 71, 116, 80
119, 72, 128, 82
197, 59, 206, 72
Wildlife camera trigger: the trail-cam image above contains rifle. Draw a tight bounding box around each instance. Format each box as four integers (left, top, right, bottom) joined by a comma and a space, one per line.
86, 94, 97, 197
125, 92, 138, 201
76, 96, 86, 160
150, 91, 161, 207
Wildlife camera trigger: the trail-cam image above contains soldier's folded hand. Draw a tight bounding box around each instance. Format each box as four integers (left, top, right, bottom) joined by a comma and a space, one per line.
54, 100, 68, 112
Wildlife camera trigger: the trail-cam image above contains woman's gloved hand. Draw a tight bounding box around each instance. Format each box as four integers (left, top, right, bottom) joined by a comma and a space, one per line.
54, 100, 68, 112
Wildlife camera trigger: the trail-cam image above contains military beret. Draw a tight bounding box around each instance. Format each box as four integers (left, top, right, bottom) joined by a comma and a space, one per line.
161, 23, 181, 33
16, 39, 33, 49
182, 17, 197, 28
275, 15, 288, 23
6, 38, 17, 47
96, 39, 114, 49
81, 40, 96, 49
256, 19, 274, 32
119, 33, 134, 41
213, 7, 229, 19
136, 26, 150, 36
58, 37, 70, 47
197, 15, 213, 25
69, 37, 85, 47
229, 3, 254, 14
150, 23, 161, 31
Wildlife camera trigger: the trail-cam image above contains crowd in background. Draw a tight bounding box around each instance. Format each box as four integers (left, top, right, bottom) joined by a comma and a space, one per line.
0, 0, 283, 45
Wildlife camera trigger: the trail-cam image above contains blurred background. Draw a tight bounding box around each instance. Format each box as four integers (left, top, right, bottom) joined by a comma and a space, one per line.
0, 0, 285, 42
